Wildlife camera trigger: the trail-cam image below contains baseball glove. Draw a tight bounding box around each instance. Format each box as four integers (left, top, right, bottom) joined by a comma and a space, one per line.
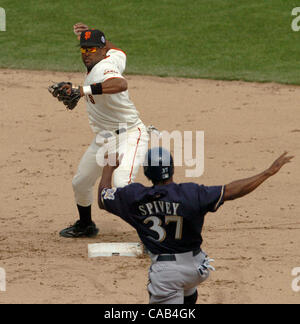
48, 82, 81, 110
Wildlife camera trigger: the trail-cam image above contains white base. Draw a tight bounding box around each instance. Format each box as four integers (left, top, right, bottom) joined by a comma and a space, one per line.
88, 242, 143, 258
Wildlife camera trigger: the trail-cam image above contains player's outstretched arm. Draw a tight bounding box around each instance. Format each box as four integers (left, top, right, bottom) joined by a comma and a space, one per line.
98, 166, 114, 209
98, 154, 122, 209
223, 152, 294, 201
60, 78, 128, 99
79, 78, 128, 97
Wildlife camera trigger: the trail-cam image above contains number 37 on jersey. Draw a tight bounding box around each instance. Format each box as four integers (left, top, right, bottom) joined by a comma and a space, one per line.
144, 215, 183, 242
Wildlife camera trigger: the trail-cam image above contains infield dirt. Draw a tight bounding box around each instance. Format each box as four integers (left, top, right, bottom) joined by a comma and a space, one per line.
0, 69, 299, 304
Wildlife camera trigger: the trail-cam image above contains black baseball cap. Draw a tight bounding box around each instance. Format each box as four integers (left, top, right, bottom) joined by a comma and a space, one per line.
80, 29, 106, 48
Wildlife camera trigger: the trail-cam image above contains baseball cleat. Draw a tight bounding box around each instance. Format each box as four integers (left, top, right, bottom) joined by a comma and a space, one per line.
59, 220, 99, 238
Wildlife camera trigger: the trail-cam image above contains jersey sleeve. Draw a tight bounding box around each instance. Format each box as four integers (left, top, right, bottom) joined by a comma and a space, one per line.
107, 49, 127, 73
99, 183, 143, 219
101, 49, 127, 81
101, 62, 124, 82
197, 185, 225, 213
100, 187, 127, 217
89, 49, 126, 84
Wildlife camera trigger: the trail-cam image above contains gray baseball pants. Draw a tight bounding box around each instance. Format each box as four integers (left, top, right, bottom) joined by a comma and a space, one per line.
148, 250, 212, 304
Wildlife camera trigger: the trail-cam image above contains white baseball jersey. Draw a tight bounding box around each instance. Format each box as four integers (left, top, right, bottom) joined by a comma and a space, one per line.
83, 49, 141, 133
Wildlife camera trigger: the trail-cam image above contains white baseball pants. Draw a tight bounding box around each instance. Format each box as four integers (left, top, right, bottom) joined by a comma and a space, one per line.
72, 123, 149, 207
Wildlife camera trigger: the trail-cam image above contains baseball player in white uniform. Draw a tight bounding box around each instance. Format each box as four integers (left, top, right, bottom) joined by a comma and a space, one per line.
59, 25, 149, 237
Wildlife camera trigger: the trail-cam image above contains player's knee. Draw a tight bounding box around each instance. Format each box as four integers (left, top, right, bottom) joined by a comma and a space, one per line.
184, 290, 198, 305
72, 175, 81, 191
72, 174, 90, 193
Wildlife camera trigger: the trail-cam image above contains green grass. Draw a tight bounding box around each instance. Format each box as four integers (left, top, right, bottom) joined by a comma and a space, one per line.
1, 0, 300, 84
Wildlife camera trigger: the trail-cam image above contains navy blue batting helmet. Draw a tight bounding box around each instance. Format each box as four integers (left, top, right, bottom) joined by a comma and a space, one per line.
143, 147, 174, 182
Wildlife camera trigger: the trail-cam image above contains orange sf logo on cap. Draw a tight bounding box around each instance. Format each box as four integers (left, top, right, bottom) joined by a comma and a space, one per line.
85, 31, 91, 40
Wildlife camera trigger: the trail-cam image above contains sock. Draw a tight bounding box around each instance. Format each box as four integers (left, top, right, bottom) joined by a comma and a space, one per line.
77, 205, 92, 226
184, 290, 198, 304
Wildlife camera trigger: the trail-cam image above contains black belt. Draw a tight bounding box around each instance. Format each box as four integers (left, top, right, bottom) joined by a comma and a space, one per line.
101, 128, 127, 139
156, 249, 202, 262
115, 128, 127, 135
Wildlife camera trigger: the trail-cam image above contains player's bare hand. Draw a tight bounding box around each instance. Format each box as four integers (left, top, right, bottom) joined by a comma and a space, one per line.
73, 22, 89, 39
267, 152, 294, 176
